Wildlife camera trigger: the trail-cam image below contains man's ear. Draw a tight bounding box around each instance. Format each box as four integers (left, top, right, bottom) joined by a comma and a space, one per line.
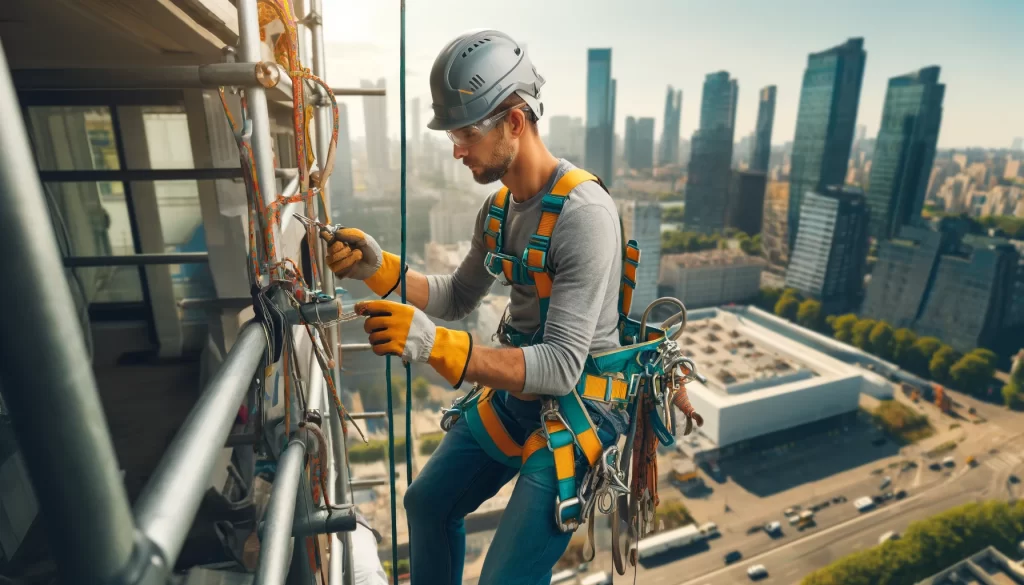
507, 108, 528, 139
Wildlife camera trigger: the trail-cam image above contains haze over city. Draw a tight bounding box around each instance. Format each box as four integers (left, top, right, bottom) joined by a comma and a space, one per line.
324, 0, 1024, 149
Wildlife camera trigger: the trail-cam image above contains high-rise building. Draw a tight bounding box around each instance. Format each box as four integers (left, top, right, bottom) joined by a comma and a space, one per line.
685, 71, 739, 233
761, 181, 790, 270
659, 86, 683, 167
914, 235, 1019, 352
865, 66, 945, 241
361, 78, 389, 188
861, 219, 965, 329
548, 115, 585, 165
788, 38, 866, 249
750, 85, 777, 173
329, 102, 354, 216
726, 170, 767, 235
617, 200, 661, 316
625, 116, 655, 170
785, 186, 870, 313
585, 49, 616, 185
1013, 137, 1023, 152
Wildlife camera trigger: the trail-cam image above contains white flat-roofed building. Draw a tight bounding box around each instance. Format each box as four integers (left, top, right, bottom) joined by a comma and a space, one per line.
669, 306, 892, 459
660, 249, 766, 309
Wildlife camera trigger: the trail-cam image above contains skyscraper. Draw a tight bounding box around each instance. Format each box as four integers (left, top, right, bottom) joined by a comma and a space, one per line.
1013, 137, 1023, 152
685, 71, 739, 233
329, 102, 354, 216
788, 38, 866, 249
585, 48, 616, 185
750, 85, 777, 173
547, 115, 585, 165
625, 117, 655, 170
785, 186, 870, 313
659, 86, 683, 167
362, 78, 389, 188
726, 170, 767, 235
865, 67, 944, 241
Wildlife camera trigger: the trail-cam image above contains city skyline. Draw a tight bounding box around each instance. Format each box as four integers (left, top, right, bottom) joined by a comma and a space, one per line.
323, 0, 1023, 150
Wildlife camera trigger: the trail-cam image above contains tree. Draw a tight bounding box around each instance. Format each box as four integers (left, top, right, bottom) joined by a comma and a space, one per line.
831, 314, 859, 343
929, 345, 957, 383
891, 328, 918, 365
949, 353, 996, 396
774, 294, 800, 321
904, 337, 942, 376
796, 299, 823, 331
757, 287, 783, 312
1002, 358, 1024, 410
966, 348, 998, 368
868, 321, 895, 360
851, 319, 877, 350
412, 376, 431, 403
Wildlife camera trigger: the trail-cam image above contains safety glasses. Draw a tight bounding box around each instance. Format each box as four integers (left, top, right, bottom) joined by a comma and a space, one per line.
446, 105, 526, 147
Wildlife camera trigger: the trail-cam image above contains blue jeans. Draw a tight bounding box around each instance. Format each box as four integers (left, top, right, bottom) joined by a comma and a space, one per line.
404, 392, 617, 585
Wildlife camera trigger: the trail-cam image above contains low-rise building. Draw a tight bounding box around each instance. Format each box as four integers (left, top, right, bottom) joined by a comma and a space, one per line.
660, 249, 765, 309
915, 546, 1024, 584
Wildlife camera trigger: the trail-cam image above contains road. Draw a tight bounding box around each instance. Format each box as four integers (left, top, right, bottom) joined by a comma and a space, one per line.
620, 456, 1012, 585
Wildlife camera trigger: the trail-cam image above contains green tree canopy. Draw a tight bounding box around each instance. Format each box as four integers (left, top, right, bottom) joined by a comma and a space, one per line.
831, 313, 859, 343
757, 287, 783, 312
868, 321, 895, 360
851, 319, 877, 350
949, 353, 996, 396
412, 376, 431, 402
904, 337, 943, 376
929, 345, 958, 383
891, 328, 918, 365
966, 348, 998, 368
774, 294, 800, 321
797, 299, 823, 331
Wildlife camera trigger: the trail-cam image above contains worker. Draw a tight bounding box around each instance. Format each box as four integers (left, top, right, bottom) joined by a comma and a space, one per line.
327, 29, 628, 585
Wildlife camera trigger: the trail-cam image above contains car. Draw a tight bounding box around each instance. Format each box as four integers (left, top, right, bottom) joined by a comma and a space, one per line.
878, 530, 900, 544
966, 455, 978, 467
788, 514, 800, 526
942, 456, 955, 467
1009, 475, 1020, 485
895, 489, 908, 500
879, 476, 892, 490
764, 521, 782, 534
832, 495, 847, 504
747, 564, 768, 580
929, 462, 942, 471
724, 550, 743, 565
882, 491, 894, 501
746, 525, 763, 535
872, 495, 884, 505
699, 522, 720, 539
784, 506, 799, 516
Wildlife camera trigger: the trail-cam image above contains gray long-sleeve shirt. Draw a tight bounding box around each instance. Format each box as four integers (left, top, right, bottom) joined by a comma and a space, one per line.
425, 159, 627, 431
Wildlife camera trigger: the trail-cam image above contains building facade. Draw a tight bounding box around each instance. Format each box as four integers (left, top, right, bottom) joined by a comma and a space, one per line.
585, 48, 616, 185
548, 115, 585, 165
865, 67, 945, 241
659, 86, 683, 167
361, 78, 389, 190
726, 170, 767, 235
624, 116, 655, 171
750, 86, 777, 173
761, 180, 790, 270
685, 71, 739, 233
788, 38, 866, 248
660, 249, 765, 308
785, 186, 870, 313
617, 200, 662, 315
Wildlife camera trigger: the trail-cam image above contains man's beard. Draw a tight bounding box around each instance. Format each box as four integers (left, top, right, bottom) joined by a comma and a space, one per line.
472, 135, 516, 185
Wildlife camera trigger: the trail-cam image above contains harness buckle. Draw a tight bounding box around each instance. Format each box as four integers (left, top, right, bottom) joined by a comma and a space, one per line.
554, 496, 581, 533
539, 399, 574, 452
439, 385, 482, 432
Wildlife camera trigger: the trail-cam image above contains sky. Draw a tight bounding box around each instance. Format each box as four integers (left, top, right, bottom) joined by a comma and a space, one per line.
321, 0, 1024, 150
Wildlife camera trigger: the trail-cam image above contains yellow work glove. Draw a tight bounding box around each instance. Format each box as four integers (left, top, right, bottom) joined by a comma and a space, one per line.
355, 300, 473, 389
326, 227, 404, 298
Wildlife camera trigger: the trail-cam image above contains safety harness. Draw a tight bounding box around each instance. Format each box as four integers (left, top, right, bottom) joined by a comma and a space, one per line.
439, 168, 705, 567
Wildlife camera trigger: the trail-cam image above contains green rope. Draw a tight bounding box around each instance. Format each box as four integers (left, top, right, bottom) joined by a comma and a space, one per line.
384, 3, 411, 583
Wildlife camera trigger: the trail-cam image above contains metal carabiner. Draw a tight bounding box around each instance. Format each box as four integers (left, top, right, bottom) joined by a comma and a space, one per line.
539, 399, 575, 452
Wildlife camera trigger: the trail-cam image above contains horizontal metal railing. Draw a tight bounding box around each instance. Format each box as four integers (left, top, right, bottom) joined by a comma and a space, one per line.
63, 252, 210, 267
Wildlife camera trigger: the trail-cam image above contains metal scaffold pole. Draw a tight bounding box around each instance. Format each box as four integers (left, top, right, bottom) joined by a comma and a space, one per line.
0, 43, 136, 583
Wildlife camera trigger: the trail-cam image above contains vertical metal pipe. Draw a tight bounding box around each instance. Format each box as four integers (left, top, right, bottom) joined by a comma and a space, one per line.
307, 0, 336, 296
255, 439, 307, 585
329, 401, 356, 585
0, 43, 135, 582
237, 0, 281, 228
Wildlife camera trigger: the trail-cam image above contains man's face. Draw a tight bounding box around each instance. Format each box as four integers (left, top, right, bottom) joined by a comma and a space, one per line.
450, 107, 523, 184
